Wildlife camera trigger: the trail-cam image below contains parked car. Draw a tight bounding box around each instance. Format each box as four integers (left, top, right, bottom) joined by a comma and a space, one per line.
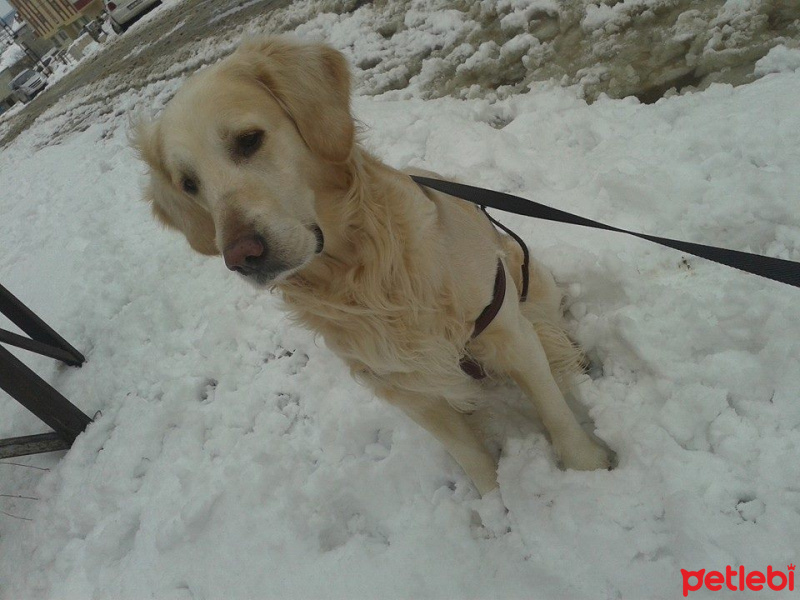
103, 0, 162, 34
10, 69, 47, 102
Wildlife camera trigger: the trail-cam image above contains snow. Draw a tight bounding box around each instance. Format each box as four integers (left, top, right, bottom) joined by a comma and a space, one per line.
265, 0, 800, 101
1, 4, 800, 600
754, 44, 800, 76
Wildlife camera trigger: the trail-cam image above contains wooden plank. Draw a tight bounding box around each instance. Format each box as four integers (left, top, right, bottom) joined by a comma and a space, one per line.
0, 345, 92, 444
0, 283, 85, 366
0, 432, 70, 459
0, 329, 82, 366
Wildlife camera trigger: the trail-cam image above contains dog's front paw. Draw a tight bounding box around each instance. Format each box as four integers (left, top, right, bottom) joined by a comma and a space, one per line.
558, 436, 614, 471
470, 488, 511, 538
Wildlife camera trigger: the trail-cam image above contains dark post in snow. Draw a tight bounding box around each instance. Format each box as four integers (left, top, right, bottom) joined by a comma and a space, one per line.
0, 284, 91, 459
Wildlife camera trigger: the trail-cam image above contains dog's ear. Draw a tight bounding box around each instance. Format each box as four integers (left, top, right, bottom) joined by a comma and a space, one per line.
240, 37, 354, 163
132, 119, 219, 256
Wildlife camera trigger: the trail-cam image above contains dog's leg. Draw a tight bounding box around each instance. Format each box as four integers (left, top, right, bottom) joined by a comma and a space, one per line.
512, 322, 609, 469
384, 391, 498, 495
487, 304, 610, 471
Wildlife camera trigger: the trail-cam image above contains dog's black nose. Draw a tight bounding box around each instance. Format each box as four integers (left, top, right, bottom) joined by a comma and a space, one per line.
223, 235, 267, 273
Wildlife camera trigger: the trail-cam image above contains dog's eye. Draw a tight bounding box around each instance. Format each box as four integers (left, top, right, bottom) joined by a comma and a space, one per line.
234, 130, 264, 159
182, 177, 199, 195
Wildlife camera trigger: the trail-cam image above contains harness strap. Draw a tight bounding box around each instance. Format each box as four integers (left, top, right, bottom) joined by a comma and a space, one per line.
412, 176, 529, 380
481, 208, 530, 302
459, 260, 505, 380
471, 260, 506, 339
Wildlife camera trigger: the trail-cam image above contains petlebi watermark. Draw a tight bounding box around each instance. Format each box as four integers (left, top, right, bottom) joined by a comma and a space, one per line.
681, 564, 795, 597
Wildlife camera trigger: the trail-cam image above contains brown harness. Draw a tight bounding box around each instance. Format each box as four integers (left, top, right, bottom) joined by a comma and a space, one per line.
459, 209, 530, 380
412, 177, 530, 380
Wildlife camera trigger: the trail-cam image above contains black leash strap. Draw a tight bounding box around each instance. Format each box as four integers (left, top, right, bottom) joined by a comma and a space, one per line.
411, 176, 800, 289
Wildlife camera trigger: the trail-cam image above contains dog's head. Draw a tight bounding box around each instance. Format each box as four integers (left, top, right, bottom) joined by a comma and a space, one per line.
133, 37, 354, 286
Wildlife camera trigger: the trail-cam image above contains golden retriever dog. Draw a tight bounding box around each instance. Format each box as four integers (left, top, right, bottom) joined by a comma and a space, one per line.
134, 36, 611, 495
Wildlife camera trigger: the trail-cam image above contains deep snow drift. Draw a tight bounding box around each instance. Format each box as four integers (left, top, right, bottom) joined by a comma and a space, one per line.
275, 0, 800, 101
1, 10, 800, 600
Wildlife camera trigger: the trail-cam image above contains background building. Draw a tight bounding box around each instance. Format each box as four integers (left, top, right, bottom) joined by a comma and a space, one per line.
2, 14, 56, 58
8, 0, 103, 47
0, 8, 57, 112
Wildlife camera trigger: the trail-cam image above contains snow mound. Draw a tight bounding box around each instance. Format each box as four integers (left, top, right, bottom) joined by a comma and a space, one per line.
0, 43, 26, 72
754, 43, 800, 75
253, 0, 800, 101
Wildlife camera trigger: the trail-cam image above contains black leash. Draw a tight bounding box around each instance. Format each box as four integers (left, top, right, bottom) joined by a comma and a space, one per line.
411, 176, 800, 289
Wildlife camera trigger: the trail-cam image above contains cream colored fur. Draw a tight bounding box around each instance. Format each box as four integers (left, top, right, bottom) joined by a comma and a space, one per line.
133, 36, 611, 496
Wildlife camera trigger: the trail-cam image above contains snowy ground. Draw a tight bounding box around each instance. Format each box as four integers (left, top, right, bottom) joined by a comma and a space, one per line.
1, 6, 800, 600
